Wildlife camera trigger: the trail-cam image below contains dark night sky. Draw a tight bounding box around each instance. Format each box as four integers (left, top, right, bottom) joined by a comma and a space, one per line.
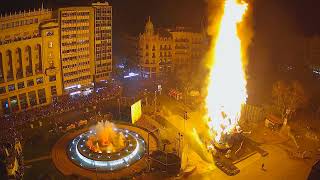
0, 0, 206, 35
0, 0, 319, 36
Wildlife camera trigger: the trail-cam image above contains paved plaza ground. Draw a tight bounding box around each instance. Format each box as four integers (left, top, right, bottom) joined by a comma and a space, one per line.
21, 89, 319, 179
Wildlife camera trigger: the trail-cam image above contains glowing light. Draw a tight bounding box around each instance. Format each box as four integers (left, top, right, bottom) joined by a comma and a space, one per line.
124, 72, 139, 78
206, 0, 248, 143
86, 121, 126, 153
74, 133, 141, 168
65, 84, 80, 90
70, 91, 81, 96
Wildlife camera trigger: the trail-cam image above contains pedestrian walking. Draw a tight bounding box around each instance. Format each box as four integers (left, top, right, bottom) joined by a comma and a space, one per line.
261, 163, 266, 171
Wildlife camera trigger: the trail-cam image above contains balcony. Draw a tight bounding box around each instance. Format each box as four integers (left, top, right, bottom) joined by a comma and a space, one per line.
0, 34, 41, 45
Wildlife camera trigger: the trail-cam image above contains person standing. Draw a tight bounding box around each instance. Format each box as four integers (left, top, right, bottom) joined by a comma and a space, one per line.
261, 163, 266, 171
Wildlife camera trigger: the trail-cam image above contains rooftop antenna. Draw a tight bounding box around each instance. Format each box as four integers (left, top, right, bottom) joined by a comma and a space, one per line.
41, 1, 44, 10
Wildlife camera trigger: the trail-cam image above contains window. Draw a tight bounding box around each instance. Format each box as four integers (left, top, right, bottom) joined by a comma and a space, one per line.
0, 87, 6, 94
46, 31, 54, 36
19, 93, 28, 109
28, 91, 37, 106
36, 77, 44, 84
51, 86, 57, 96
1, 99, 9, 114
17, 82, 25, 89
27, 80, 34, 87
49, 75, 56, 82
10, 96, 19, 112
48, 42, 53, 48
152, 67, 156, 72
8, 84, 15, 92
38, 89, 46, 104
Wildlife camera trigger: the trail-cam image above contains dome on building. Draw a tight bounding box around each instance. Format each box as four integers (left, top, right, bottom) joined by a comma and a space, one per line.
145, 16, 154, 35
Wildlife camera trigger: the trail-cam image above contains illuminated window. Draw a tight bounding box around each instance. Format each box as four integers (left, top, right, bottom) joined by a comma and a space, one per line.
36, 77, 44, 84
8, 84, 15, 92
49, 75, 56, 82
10, 96, 19, 112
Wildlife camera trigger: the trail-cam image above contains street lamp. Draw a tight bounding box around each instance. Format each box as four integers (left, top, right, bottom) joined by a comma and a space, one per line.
177, 132, 183, 158
117, 98, 121, 119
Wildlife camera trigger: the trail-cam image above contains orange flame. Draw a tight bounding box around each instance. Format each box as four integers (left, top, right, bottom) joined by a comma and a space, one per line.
86, 121, 125, 153
206, 0, 248, 143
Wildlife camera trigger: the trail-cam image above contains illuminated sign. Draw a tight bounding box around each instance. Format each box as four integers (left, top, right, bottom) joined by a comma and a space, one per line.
131, 100, 142, 124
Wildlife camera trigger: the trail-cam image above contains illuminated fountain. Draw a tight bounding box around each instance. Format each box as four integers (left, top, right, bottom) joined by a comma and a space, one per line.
67, 121, 146, 171
205, 0, 248, 150
86, 121, 126, 153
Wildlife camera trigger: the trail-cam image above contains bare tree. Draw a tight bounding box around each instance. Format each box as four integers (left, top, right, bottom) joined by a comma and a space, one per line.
272, 80, 307, 120
272, 80, 288, 119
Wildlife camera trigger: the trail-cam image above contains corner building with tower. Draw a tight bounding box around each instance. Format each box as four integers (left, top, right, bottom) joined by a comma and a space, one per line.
138, 17, 207, 79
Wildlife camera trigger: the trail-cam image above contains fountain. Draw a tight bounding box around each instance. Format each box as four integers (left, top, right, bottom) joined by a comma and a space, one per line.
66, 121, 146, 171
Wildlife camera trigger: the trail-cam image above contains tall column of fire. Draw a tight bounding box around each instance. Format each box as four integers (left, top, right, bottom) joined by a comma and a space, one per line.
205, 0, 248, 148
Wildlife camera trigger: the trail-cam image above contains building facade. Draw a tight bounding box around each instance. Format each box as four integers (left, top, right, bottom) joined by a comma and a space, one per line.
58, 7, 95, 92
170, 27, 205, 68
138, 17, 206, 79
0, 2, 113, 114
92, 2, 112, 82
305, 36, 320, 64
0, 8, 63, 114
59, 3, 113, 92
304, 36, 320, 75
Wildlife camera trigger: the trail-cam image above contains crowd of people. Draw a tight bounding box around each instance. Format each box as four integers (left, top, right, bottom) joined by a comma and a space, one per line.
0, 83, 123, 178
0, 128, 24, 179
0, 83, 122, 132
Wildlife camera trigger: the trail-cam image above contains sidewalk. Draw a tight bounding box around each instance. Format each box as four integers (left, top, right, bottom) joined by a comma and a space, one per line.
24, 155, 51, 164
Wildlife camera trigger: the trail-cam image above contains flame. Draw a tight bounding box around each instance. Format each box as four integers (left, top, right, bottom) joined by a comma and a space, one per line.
86, 121, 125, 153
206, 0, 248, 143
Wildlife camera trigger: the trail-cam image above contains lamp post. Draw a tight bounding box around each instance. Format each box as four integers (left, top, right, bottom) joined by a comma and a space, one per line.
154, 90, 157, 114
147, 128, 159, 156
177, 132, 183, 158
117, 98, 121, 119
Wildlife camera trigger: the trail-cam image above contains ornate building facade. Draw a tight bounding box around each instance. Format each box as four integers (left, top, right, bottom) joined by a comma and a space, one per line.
138, 17, 207, 79
138, 17, 173, 79
0, 8, 63, 114
0, 2, 113, 114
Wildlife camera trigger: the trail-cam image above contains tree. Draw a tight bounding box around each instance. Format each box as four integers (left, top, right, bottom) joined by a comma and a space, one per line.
272, 80, 288, 119
287, 81, 308, 117
271, 80, 307, 120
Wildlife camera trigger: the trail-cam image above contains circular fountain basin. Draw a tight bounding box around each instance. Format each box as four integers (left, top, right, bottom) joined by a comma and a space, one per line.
67, 128, 146, 171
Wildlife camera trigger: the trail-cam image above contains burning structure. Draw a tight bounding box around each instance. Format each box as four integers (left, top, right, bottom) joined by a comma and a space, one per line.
65, 121, 147, 171
86, 121, 126, 153
205, 0, 248, 150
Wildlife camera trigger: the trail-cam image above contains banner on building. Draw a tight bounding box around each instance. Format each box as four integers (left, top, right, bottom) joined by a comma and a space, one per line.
131, 100, 142, 124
